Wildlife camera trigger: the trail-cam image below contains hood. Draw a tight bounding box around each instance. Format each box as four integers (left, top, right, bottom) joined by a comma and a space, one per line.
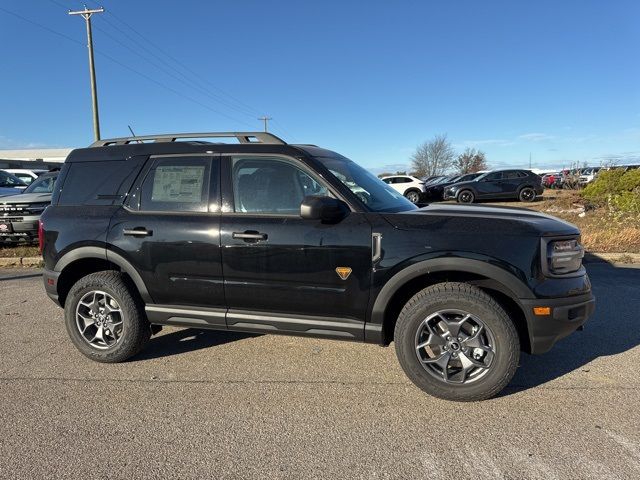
0, 192, 52, 204
384, 203, 579, 237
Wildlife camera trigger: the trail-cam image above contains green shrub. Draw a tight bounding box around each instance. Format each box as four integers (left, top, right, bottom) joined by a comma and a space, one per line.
582, 169, 640, 212
619, 169, 640, 191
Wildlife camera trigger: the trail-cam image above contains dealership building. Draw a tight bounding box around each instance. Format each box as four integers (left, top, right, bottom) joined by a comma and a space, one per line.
0, 148, 71, 170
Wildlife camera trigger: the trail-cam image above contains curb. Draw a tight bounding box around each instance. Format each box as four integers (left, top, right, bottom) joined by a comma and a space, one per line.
0, 256, 43, 268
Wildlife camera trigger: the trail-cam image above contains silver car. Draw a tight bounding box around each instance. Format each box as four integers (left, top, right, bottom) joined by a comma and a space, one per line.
0, 172, 57, 244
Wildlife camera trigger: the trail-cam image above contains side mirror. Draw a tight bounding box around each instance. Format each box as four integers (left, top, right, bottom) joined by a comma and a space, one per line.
300, 196, 350, 223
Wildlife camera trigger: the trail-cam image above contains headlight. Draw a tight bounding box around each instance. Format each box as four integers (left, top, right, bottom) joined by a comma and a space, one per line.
546, 238, 584, 275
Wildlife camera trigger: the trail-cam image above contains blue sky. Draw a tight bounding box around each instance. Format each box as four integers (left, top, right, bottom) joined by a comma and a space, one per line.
0, 0, 638, 173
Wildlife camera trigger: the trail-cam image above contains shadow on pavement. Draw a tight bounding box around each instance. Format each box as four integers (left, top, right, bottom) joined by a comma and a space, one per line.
132, 328, 260, 361
506, 262, 640, 394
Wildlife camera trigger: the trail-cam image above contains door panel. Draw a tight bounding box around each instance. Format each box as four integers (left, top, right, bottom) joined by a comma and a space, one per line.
220, 155, 372, 325
221, 214, 372, 321
108, 155, 224, 313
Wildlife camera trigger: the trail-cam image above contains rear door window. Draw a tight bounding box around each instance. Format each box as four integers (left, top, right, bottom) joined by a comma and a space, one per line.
138, 156, 216, 213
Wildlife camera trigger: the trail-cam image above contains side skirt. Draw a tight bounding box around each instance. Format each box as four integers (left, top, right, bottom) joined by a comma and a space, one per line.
145, 305, 377, 343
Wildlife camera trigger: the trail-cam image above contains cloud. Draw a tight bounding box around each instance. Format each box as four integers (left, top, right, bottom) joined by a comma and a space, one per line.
456, 139, 514, 148
369, 163, 411, 175
518, 133, 555, 141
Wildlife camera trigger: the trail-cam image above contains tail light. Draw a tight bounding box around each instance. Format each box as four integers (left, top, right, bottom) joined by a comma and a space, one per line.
38, 220, 44, 254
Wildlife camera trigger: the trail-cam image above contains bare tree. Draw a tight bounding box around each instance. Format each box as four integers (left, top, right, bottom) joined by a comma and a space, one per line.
455, 148, 488, 174
411, 134, 456, 177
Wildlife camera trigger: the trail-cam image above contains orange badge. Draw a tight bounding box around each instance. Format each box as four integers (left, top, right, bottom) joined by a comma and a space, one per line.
335, 267, 352, 280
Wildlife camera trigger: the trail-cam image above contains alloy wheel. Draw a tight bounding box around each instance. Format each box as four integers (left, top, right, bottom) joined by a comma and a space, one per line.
406, 191, 420, 204
414, 309, 496, 384
75, 290, 124, 350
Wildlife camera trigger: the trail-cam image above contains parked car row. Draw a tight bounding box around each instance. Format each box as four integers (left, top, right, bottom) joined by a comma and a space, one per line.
541, 164, 640, 189
0, 169, 58, 244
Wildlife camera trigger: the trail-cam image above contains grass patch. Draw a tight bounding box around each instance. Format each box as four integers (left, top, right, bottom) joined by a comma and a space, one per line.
456, 189, 640, 254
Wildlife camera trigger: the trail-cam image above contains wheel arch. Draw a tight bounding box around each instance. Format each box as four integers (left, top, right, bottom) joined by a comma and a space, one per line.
54, 247, 152, 307
368, 258, 533, 352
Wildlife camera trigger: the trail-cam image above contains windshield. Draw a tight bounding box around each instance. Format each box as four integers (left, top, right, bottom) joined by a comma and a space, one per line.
24, 174, 57, 194
315, 155, 417, 212
0, 170, 27, 188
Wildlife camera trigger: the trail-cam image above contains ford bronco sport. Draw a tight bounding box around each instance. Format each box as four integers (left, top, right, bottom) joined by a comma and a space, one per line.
40, 132, 594, 401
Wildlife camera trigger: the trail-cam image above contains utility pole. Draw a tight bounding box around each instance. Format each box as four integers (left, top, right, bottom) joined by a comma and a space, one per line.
258, 116, 272, 132
69, 6, 104, 142
529, 152, 532, 169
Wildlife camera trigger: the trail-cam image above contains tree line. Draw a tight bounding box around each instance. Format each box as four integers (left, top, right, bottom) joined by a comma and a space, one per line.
410, 134, 488, 178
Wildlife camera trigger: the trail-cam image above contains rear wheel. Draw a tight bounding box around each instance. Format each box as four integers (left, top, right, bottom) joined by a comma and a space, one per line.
457, 190, 475, 203
64, 271, 150, 363
519, 187, 536, 202
394, 282, 519, 401
405, 189, 421, 204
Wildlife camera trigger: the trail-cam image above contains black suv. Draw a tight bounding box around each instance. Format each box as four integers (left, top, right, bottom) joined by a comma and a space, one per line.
443, 169, 543, 203
41, 132, 594, 401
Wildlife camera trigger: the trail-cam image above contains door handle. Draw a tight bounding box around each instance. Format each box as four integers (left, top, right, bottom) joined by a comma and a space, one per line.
232, 231, 268, 241
123, 227, 153, 237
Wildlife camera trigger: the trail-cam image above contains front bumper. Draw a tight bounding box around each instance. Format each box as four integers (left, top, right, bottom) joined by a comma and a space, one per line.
0, 214, 40, 243
520, 292, 595, 354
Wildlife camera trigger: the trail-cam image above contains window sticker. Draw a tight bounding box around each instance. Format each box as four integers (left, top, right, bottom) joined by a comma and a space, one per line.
151, 166, 205, 203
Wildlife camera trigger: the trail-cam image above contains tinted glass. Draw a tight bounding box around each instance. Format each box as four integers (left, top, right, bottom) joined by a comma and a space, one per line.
13, 173, 34, 185
315, 154, 417, 212
24, 174, 58, 194
484, 172, 503, 181
140, 156, 212, 212
232, 157, 327, 214
503, 171, 521, 179
0, 171, 27, 188
58, 159, 146, 206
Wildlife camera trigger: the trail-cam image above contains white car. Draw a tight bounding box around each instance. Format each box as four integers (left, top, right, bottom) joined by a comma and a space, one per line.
380, 175, 426, 203
2, 169, 48, 186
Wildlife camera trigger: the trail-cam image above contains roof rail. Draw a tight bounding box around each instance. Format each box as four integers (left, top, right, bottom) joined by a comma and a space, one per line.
89, 132, 286, 147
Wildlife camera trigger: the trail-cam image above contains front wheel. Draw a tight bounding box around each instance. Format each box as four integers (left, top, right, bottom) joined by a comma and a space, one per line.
64, 271, 151, 363
394, 282, 519, 401
404, 189, 421, 204
519, 187, 536, 202
457, 190, 475, 203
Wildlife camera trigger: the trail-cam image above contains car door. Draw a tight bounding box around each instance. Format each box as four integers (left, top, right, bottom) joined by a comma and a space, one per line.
219, 154, 372, 340
107, 154, 224, 319
501, 170, 524, 197
477, 171, 504, 198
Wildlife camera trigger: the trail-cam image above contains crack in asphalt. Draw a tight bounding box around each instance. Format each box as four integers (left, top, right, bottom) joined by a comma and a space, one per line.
0, 376, 637, 390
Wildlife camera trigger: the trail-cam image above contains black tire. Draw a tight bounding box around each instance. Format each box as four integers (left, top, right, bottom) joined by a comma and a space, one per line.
404, 189, 421, 204
519, 187, 536, 202
64, 271, 150, 363
394, 282, 519, 401
457, 190, 475, 203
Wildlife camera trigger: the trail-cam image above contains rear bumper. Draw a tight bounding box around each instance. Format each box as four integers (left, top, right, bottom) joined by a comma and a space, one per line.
43, 269, 61, 306
520, 292, 595, 354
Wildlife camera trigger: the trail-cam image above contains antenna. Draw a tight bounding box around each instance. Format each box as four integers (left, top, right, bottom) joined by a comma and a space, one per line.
128, 125, 143, 144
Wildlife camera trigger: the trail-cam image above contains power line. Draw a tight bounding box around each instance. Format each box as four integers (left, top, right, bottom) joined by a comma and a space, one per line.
0, 4, 255, 129
88, 0, 263, 118
258, 116, 272, 133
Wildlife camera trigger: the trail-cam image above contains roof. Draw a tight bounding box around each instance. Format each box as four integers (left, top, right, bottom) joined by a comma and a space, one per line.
0, 148, 72, 162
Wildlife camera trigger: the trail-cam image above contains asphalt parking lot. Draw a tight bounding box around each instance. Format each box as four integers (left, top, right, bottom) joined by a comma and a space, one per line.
0, 263, 639, 479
